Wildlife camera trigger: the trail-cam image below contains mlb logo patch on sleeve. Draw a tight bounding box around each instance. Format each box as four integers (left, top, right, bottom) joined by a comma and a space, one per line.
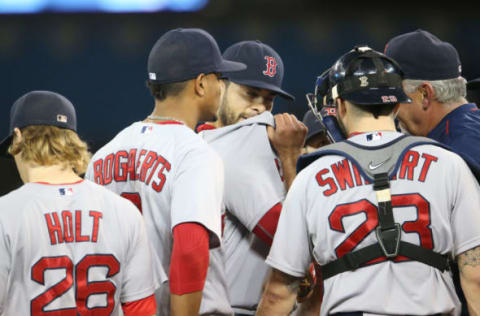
59, 187, 74, 196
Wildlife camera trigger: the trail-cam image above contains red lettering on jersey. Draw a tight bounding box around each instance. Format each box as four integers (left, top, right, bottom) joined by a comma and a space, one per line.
152, 156, 171, 192
103, 153, 115, 185
93, 159, 104, 185
89, 211, 103, 243
99, 149, 172, 192
75, 210, 90, 242
418, 153, 438, 182
62, 210, 74, 243
135, 149, 147, 179
399, 150, 419, 181
393, 194, 433, 250
146, 155, 163, 185
45, 213, 64, 245
262, 56, 278, 77
114, 150, 129, 182
127, 149, 137, 181
331, 159, 355, 190
140, 151, 158, 182
329, 199, 379, 258
351, 164, 364, 187
316, 168, 338, 196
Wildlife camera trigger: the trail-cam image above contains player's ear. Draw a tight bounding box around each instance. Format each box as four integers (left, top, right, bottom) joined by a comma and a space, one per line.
194, 73, 207, 97
12, 128, 23, 144
336, 98, 347, 118
420, 82, 435, 110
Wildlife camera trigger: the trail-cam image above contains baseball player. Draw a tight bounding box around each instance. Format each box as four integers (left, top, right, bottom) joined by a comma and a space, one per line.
385, 29, 480, 315
302, 109, 330, 154
198, 40, 307, 315
0, 91, 162, 316
257, 46, 480, 316
85, 28, 245, 316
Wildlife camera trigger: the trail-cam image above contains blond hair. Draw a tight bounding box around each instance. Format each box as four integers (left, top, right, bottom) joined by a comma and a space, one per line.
8, 125, 91, 175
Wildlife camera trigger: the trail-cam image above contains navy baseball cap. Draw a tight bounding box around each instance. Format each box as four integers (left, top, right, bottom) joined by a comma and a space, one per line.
302, 110, 326, 142
148, 28, 246, 84
385, 29, 462, 81
0, 91, 77, 156
222, 40, 295, 101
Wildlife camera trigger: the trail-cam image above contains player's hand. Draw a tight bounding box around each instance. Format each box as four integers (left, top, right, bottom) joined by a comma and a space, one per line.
267, 113, 308, 160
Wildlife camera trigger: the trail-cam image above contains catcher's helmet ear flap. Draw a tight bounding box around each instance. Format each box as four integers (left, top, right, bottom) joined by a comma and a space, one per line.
306, 68, 345, 143
328, 45, 412, 106
306, 68, 331, 120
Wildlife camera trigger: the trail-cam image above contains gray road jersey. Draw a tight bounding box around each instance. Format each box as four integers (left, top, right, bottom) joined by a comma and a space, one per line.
0, 180, 161, 316
201, 112, 285, 312
86, 121, 230, 315
268, 131, 480, 316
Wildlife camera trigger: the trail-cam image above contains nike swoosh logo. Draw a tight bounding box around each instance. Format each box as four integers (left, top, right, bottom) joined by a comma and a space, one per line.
368, 160, 387, 170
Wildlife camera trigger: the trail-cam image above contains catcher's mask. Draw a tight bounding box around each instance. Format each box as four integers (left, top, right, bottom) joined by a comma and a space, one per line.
306, 45, 411, 142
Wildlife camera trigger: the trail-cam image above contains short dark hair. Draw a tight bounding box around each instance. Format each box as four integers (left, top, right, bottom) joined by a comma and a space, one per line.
146, 80, 188, 101
353, 103, 397, 119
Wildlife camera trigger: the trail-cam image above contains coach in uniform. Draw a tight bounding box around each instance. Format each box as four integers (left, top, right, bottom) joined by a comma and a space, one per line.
385, 29, 480, 315
86, 28, 245, 316
0, 91, 162, 315
257, 46, 480, 315
385, 29, 480, 172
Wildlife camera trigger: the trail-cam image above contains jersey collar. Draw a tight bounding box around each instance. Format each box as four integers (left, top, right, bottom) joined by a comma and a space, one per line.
427, 103, 478, 139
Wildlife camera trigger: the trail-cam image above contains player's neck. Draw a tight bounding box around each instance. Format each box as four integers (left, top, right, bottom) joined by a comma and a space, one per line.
346, 116, 397, 135
148, 98, 202, 130
18, 163, 82, 184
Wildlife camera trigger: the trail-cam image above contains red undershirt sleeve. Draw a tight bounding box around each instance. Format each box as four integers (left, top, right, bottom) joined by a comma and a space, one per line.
122, 294, 156, 316
252, 202, 282, 246
169, 222, 210, 295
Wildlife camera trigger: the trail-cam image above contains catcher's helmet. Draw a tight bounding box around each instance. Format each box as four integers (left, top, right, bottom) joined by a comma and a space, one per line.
306, 45, 411, 142
309, 46, 411, 111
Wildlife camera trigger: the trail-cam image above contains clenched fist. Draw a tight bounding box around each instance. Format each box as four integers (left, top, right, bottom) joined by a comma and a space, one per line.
267, 113, 308, 159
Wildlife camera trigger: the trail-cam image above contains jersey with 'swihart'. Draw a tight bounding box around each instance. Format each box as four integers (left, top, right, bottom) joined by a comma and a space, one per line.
0, 180, 161, 316
85, 121, 231, 316
267, 131, 480, 316
201, 112, 285, 314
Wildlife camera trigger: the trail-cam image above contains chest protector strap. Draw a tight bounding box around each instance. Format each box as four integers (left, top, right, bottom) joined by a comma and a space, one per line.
301, 135, 450, 280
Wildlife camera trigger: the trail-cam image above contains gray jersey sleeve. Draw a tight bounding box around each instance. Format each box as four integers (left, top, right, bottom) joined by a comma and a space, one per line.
266, 170, 311, 277
450, 154, 480, 256
171, 144, 224, 248
215, 124, 285, 231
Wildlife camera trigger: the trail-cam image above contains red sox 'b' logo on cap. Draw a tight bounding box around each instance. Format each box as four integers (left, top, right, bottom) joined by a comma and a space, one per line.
262, 56, 278, 77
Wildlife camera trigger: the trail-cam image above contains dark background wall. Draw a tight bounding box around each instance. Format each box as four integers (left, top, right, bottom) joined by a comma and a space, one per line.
1, 1, 480, 194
